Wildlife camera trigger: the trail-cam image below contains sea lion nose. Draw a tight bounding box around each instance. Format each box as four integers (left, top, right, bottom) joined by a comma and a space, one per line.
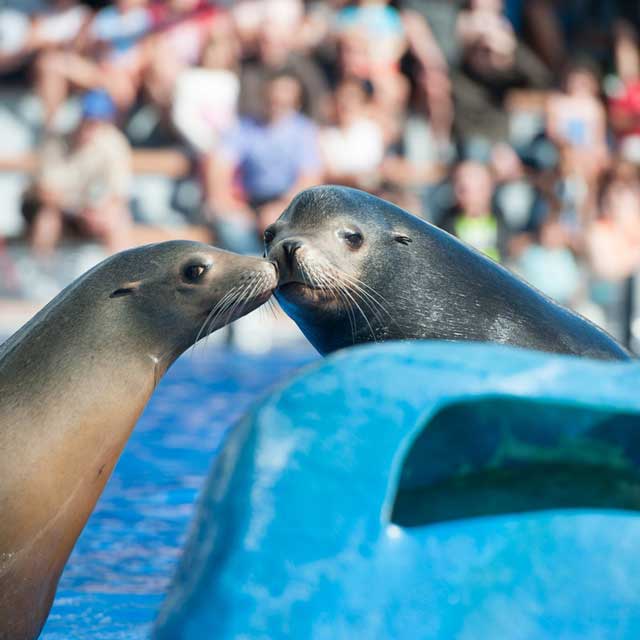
269, 237, 305, 285
281, 239, 304, 268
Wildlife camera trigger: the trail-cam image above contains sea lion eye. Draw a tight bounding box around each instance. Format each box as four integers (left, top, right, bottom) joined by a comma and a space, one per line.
339, 229, 363, 249
182, 264, 208, 283
264, 227, 275, 244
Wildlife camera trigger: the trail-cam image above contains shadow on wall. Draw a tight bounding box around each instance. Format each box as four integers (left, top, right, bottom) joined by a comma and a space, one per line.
391, 398, 640, 527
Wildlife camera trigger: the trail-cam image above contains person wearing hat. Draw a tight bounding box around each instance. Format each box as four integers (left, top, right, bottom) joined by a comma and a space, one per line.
23, 90, 133, 254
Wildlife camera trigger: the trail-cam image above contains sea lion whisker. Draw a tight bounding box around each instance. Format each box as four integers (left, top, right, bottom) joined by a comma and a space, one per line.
315, 269, 358, 343
194, 286, 240, 349
333, 269, 399, 332
322, 265, 386, 324
338, 286, 358, 345
335, 277, 378, 343
221, 278, 257, 329
202, 282, 250, 349
302, 261, 369, 344
300, 256, 388, 340
195, 291, 230, 345
320, 269, 369, 344
198, 285, 245, 351
326, 270, 384, 338
332, 269, 394, 320
238, 274, 264, 319
209, 288, 244, 339
298, 258, 318, 289
344, 281, 392, 326
266, 297, 280, 320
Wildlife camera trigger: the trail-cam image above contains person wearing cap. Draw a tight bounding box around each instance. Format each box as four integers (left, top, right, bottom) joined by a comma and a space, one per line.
22, 90, 133, 255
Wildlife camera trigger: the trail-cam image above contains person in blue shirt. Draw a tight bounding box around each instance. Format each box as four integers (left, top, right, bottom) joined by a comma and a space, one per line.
205, 69, 323, 253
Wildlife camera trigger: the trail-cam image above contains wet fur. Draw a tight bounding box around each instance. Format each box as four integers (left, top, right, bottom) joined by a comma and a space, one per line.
268, 186, 630, 360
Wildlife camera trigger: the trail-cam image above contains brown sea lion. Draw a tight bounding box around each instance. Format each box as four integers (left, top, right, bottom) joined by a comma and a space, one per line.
0, 240, 276, 640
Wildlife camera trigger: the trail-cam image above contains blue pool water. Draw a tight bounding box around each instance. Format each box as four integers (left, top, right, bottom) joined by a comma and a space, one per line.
40, 346, 315, 640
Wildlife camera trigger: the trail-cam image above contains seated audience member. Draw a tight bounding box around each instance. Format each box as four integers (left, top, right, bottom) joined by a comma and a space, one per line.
512, 217, 582, 306
452, 0, 551, 152
585, 167, 640, 338
142, 0, 221, 115
36, 0, 152, 129
206, 71, 323, 250
238, 0, 329, 123
609, 22, 640, 161
399, 0, 455, 148
439, 160, 504, 261
319, 78, 385, 189
586, 169, 640, 282
0, 7, 35, 73
335, 0, 409, 115
32, 0, 90, 51
1, 1, 88, 75
546, 59, 609, 173
171, 18, 240, 154
541, 62, 609, 239
23, 90, 132, 255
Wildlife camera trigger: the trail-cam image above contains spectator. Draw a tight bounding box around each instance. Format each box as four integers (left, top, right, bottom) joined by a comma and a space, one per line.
546, 60, 608, 173
400, 0, 458, 146
0, 4, 40, 75
142, 0, 222, 116
35, 0, 152, 129
23, 90, 132, 254
1, 1, 89, 77
205, 71, 322, 250
452, 0, 552, 155
334, 0, 409, 113
319, 78, 385, 189
548, 62, 609, 235
31, 1, 91, 51
440, 160, 504, 261
237, 0, 330, 122
586, 168, 640, 282
512, 217, 582, 306
609, 21, 640, 162
585, 167, 640, 339
171, 17, 241, 155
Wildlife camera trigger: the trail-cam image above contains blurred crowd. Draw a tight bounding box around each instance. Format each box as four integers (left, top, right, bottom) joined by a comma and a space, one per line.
1, 0, 640, 345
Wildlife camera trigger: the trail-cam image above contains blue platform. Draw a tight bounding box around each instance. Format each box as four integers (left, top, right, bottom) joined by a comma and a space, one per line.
155, 342, 640, 639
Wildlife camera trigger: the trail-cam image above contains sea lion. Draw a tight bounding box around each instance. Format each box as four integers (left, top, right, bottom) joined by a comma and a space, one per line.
265, 185, 630, 360
0, 240, 276, 640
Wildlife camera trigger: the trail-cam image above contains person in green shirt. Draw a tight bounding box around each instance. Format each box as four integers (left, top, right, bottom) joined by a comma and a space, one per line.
441, 160, 503, 261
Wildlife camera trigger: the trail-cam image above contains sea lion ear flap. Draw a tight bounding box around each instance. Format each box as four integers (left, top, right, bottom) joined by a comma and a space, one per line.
392, 232, 412, 246
109, 281, 142, 298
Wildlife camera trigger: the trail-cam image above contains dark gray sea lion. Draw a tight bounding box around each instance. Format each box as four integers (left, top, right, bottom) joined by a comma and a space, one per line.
266, 185, 630, 360
0, 240, 276, 640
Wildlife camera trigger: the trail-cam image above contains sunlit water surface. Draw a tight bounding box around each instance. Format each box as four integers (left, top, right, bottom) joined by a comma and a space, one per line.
41, 346, 315, 639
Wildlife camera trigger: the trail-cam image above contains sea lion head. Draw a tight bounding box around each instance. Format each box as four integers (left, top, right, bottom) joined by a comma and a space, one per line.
89, 240, 277, 363
265, 186, 420, 354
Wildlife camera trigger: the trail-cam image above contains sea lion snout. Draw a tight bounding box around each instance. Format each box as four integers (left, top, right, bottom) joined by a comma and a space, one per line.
205, 255, 278, 324
268, 236, 308, 287
248, 259, 279, 302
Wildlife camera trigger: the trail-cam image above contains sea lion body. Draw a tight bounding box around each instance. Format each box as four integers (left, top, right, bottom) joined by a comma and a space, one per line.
0, 241, 276, 640
266, 186, 629, 360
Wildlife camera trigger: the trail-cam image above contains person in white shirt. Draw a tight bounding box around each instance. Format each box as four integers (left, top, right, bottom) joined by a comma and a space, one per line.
319, 77, 385, 188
